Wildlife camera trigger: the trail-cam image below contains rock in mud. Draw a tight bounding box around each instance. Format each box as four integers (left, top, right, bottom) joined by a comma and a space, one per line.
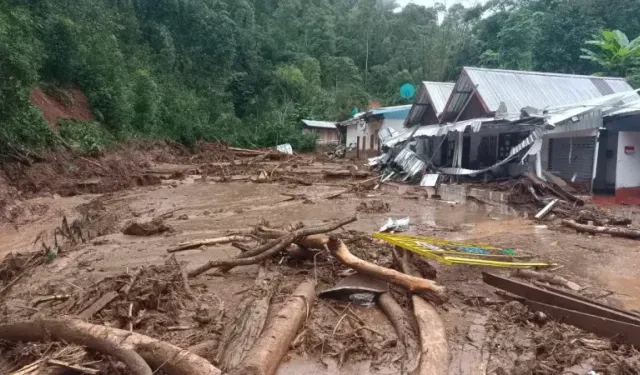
122, 218, 173, 236
356, 200, 391, 214
178, 214, 189, 220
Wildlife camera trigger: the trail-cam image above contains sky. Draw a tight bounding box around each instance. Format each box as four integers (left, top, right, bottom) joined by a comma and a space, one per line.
395, 0, 487, 8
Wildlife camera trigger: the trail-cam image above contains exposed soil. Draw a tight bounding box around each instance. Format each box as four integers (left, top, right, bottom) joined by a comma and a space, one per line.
31, 86, 94, 127
0, 144, 639, 374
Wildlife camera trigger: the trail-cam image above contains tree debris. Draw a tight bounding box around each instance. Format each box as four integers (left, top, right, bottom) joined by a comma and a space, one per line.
232, 281, 316, 375
327, 237, 447, 303
123, 218, 173, 236
168, 235, 253, 253
514, 269, 582, 291
562, 219, 640, 240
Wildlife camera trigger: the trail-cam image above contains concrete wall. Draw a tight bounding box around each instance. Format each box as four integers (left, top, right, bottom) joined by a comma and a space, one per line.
615, 131, 640, 203
304, 128, 339, 145
605, 133, 618, 186
345, 124, 361, 148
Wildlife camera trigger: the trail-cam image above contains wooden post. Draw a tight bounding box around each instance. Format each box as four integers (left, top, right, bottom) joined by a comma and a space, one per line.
356, 136, 360, 159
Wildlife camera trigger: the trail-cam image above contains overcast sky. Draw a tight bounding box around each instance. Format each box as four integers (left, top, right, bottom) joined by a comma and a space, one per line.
396, 0, 487, 8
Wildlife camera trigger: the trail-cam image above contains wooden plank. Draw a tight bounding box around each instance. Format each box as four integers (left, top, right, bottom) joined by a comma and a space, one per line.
524, 300, 640, 348
482, 272, 640, 325
535, 199, 559, 220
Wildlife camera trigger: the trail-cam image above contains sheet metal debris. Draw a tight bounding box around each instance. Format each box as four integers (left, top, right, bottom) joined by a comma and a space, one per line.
379, 217, 410, 233
319, 273, 388, 304
276, 143, 293, 154
393, 148, 425, 179
420, 174, 440, 187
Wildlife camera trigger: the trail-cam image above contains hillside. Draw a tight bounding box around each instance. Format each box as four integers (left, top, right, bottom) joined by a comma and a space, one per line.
0, 0, 639, 153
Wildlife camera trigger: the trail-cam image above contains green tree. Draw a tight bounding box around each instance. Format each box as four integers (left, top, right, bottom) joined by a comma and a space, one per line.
580, 29, 640, 77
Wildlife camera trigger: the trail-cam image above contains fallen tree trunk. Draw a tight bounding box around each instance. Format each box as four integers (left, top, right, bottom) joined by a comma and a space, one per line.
216, 270, 278, 371
168, 236, 253, 253
412, 296, 449, 375
232, 281, 316, 375
192, 217, 357, 277
377, 293, 420, 374
0, 319, 151, 375
514, 269, 581, 291
394, 249, 449, 375
562, 220, 640, 240
327, 237, 447, 303
0, 319, 220, 375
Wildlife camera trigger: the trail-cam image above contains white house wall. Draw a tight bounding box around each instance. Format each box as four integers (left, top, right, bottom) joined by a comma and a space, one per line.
616, 131, 640, 190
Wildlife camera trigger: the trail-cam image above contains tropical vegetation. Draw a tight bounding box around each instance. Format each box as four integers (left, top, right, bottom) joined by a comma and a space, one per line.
0, 0, 639, 153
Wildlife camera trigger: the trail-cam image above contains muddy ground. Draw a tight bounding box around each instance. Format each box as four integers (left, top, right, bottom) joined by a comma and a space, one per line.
1, 144, 640, 374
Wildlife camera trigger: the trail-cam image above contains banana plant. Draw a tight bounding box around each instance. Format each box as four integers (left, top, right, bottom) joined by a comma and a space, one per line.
580, 29, 640, 77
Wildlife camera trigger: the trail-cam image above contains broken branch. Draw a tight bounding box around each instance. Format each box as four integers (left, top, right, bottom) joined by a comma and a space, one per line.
514, 269, 581, 291
168, 236, 253, 253
191, 217, 357, 277
327, 237, 447, 303
562, 220, 640, 240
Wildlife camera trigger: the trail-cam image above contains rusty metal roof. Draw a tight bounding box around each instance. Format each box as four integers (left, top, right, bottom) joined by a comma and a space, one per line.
404, 81, 455, 127
443, 67, 637, 120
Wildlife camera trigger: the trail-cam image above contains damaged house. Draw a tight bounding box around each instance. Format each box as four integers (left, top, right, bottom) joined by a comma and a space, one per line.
338, 104, 412, 158
380, 67, 640, 202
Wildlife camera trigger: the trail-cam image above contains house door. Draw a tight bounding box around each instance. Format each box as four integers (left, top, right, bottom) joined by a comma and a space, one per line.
548, 136, 596, 181
462, 136, 471, 168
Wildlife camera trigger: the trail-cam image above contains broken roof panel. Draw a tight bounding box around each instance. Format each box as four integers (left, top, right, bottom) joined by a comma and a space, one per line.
301, 119, 337, 129
405, 81, 455, 127
443, 67, 637, 120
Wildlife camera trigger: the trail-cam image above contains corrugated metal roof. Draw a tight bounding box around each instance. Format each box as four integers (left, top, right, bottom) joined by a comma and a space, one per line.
404, 82, 455, 127
443, 67, 637, 119
371, 105, 412, 120
301, 119, 337, 129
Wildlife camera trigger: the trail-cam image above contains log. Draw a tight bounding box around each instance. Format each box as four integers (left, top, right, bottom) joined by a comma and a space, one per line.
232, 281, 317, 375
327, 237, 447, 303
0, 319, 221, 375
515, 269, 581, 291
322, 170, 370, 178
377, 293, 420, 374
78, 291, 119, 319
562, 220, 640, 240
0, 319, 152, 375
216, 290, 273, 371
188, 340, 219, 361
168, 236, 252, 253
412, 296, 449, 375
396, 250, 449, 375
535, 199, 559, 220
280, 175, 312, 186
191, 217, 357, 277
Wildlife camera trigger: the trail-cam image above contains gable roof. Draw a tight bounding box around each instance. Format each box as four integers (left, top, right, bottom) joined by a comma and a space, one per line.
301, 119, 337, 129
442, 67, 637, 120
404, 81, 455, 127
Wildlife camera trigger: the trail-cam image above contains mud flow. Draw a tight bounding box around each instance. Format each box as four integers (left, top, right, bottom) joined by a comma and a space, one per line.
1, 143, 639, 374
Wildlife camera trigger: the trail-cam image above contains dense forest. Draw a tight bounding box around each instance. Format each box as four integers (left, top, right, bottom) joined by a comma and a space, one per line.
1, 0, 640, 153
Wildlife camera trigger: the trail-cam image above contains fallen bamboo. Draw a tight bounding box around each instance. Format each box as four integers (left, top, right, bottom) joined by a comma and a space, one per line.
195, 217, 357, 277
327, 237, 447, 303
377, 293, 420, 374
562, 219, 640, 240
0, 319, 221, 375
168, 236, 252, 253
515, 269, 581, 291
232, 281, 316, 375
396, 250, 449, 375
